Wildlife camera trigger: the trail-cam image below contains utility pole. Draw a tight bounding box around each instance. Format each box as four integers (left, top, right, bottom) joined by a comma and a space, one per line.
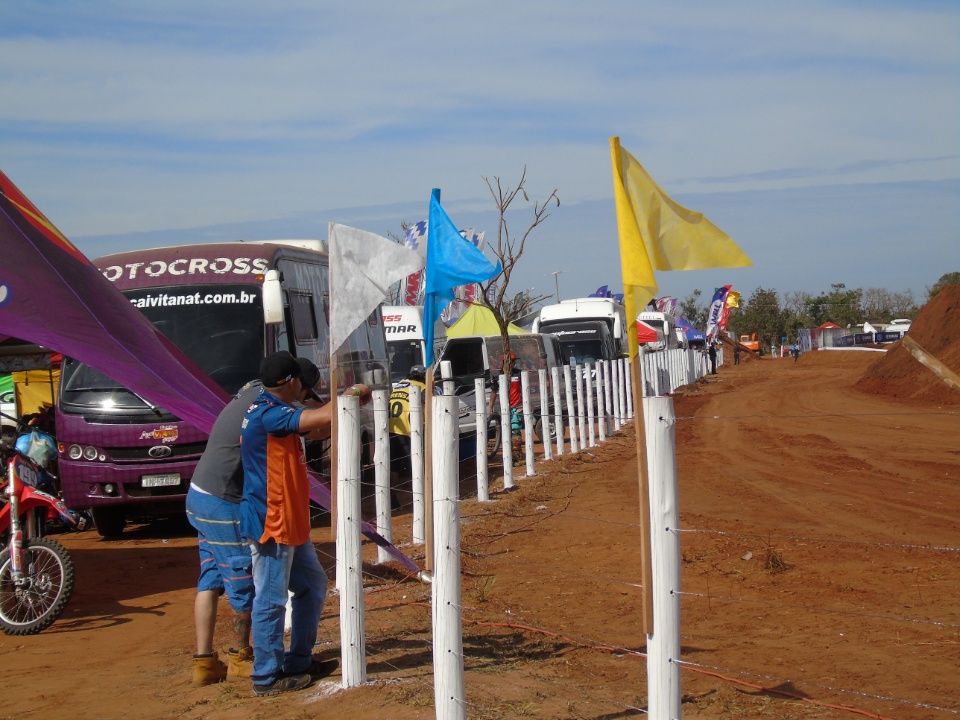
550, 270, 564, 301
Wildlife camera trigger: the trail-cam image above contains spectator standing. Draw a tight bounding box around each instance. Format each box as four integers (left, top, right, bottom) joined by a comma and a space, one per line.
240, 351, 369, 696
388, 364, 427, 504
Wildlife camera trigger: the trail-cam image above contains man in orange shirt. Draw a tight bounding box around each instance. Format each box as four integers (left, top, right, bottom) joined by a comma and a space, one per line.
240, 351, 369, 696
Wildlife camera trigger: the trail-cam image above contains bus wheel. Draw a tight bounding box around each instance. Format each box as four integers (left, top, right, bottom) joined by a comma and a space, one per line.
91, 507, 126, 538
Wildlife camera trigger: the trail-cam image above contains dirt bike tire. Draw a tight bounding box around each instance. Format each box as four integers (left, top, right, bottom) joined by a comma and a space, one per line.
533, 417, 545, 443
486, 417, 502, 459
0, 536, 75, 635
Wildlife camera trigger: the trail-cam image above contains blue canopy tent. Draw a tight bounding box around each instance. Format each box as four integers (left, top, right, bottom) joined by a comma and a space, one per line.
676, 316, 706, 345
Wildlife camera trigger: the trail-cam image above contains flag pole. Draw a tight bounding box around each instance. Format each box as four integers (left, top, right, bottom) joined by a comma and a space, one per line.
423, 363, 435, 573
631, 352, 654, 635
611, 135, 654, 635
329, 362, 340, 543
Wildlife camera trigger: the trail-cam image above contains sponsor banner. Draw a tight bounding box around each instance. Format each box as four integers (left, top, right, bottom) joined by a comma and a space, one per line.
402, 221, 428, 305
704, 285, 731, 340
654, 296, 677, 315
402, 223, 485, 311
874, 331, 904, 343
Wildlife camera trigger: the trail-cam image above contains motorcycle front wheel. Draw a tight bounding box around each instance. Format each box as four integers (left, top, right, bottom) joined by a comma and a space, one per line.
0, 536, 76, 635
486, 417, 502, 459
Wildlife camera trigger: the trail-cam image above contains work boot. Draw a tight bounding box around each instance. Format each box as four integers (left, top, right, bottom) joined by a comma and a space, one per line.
227, 647, 254, 679
253, 672, 311, 697
192, 652, 227, 686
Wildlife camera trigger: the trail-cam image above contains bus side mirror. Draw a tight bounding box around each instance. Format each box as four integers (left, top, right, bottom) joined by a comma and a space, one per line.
262, 270, 284, 324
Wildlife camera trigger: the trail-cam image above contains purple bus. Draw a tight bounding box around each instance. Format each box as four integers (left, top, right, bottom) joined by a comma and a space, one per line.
56, 241, 389, 537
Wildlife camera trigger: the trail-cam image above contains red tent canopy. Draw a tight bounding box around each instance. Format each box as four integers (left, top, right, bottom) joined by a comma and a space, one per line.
819, 322, 840, 329
636, 320, 661, 344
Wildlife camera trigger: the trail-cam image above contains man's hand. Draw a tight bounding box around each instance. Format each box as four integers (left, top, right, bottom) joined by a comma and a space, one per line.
344, 383, 372, 406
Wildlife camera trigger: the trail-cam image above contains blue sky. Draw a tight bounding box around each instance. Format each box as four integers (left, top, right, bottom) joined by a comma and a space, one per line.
2, 1, 957, 307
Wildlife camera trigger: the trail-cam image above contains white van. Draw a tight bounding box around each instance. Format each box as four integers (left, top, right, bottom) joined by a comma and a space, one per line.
437, 333, 566, 445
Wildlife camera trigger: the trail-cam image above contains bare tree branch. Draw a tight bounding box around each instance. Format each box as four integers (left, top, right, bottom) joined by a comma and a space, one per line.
476, 167, 559, 374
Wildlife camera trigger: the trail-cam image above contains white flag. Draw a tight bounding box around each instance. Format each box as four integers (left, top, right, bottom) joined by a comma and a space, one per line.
329, 223, 425, 354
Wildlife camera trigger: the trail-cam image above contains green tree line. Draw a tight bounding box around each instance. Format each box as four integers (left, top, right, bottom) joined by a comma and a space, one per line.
677, 272, 959, 353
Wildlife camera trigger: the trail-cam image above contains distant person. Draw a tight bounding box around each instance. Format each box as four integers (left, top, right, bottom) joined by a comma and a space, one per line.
187, 356, 324, 686
791, 344, 800, 363
487, 352, 524, 434
734, 345, 741, 365
388, 364, 427, 503
708, 343, 718, 374
240, 351, 369, 697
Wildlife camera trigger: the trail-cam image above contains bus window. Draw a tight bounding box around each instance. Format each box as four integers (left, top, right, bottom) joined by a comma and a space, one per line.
290, 291, 319, 343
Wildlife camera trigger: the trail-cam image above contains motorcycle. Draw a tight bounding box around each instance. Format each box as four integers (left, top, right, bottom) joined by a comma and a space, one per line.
0, 440, 77, 635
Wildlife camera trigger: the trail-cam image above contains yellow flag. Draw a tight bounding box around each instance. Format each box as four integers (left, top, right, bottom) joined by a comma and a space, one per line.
725, 290, 741, 308
610, 136, 752, 357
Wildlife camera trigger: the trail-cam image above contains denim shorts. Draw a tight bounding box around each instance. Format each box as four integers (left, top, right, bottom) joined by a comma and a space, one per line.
186, 486, 254, 613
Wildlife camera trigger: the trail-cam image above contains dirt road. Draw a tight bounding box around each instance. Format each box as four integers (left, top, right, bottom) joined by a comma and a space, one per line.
3, 344, 958, 719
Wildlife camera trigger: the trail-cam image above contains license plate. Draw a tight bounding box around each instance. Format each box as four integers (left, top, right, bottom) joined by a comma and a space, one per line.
141, 473, 181, 488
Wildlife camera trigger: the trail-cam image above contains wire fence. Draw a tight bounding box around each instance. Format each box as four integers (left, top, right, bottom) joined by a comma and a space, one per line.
312, 350, 959, 719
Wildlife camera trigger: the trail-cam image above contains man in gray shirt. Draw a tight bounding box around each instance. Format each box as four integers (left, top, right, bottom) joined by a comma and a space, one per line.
187, 357, 322, 685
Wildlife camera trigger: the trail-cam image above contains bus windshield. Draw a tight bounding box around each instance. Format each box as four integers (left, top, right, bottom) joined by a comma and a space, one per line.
388, 340, 423, 383
60, 284, 264, 411
557, 339, 603, 365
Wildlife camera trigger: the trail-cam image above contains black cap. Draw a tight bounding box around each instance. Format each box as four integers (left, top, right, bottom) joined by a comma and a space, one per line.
260, 351, 302, 388
295, 357, 321, 401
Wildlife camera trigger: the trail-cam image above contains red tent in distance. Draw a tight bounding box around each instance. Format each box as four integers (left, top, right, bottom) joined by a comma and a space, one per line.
636, 320, 663, 345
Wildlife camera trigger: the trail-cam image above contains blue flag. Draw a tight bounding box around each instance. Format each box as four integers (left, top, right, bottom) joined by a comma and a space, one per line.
423, 189, 501, 366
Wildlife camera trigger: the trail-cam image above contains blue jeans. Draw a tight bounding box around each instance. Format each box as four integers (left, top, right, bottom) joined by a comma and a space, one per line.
249, 538, 328, 684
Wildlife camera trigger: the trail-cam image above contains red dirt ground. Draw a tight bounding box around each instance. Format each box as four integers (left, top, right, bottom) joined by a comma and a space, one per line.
4, 289, 959, 720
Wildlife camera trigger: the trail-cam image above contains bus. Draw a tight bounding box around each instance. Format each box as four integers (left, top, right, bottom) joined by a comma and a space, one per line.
532, 297, 627, 363
56, 241, 390, 536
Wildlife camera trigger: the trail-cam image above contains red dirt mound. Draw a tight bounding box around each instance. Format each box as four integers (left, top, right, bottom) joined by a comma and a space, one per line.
855, 284, 960, 405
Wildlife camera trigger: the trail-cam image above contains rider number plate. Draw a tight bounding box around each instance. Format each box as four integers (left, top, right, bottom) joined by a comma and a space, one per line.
141, 473, 181, 488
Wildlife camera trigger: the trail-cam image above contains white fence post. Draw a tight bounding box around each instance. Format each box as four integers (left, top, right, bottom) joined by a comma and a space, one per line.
432, 394, 465, 720
611, 360, 622, 431
551, 366, 564, 456
410, 384, 425, 545
624, 358, 633, 424
337, 395, 366, 687
563, 365, 579, 453
624, 357, 634, 419
596, 363, 607, 443
474, 378, 489, 502
644, 395, 682, 719
372, 389, 392, 565
539, 368, 553, 462
603, 360, 614, 433
521, 371, 536, 476
585, 363, 596, 447
574, 363, 587, 450
498, 373, 514, 489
